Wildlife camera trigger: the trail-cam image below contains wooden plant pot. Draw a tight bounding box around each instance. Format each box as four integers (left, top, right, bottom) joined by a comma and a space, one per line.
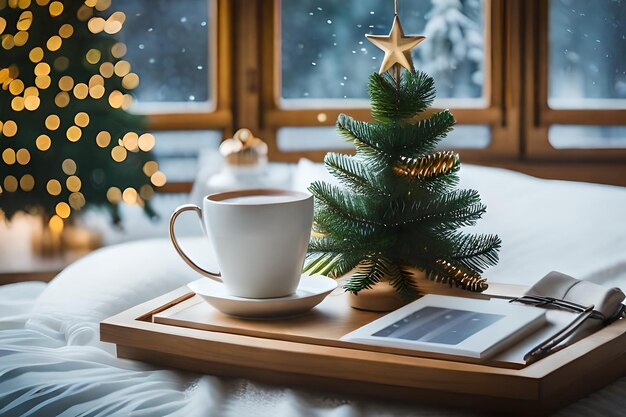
347, 268, 427, 312
346, 267, 484, 312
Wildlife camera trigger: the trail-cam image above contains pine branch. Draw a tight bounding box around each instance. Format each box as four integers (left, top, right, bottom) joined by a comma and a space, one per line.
309, 181, 384, 226
387, 262, 420, 299
343, 255, 389, 294
314, 207, 382, 242
447, 233, 502, 273
324, 153, 387, 196
305, 250, 369, 278
369, 71, 435, 123
381, 110, 455, 157
393, 151, 460, 179
336, 114, 391, 167
339, 110, 454, 159
427, 203, 487, 230
303, 252, 338, 276
383, 189, 482, 227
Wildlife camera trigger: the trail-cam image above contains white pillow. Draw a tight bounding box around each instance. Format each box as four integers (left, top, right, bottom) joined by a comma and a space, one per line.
27, 238, 213, 349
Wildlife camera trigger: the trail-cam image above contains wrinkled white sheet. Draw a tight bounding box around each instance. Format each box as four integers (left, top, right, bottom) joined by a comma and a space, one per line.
1, 163, 626, 417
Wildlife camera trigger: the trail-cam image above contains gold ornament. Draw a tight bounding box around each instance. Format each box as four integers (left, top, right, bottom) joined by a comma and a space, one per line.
393, 151, 460, 179
219, 128, 268, 166
366, 10, 425, 74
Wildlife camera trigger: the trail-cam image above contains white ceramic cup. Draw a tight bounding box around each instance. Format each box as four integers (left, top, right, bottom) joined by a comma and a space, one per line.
169, 189, 313, 299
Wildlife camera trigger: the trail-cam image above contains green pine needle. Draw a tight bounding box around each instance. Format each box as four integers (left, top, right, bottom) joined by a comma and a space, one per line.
369, 71, 435, 123
324, 153, 387, 196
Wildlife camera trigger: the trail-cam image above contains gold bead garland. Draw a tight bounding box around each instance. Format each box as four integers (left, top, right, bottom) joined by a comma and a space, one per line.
433, 259, 488, 292
393, 151, 460, 179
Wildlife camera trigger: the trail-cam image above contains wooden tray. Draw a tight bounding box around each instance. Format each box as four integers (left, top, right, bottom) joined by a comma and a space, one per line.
100, 282, 626, 416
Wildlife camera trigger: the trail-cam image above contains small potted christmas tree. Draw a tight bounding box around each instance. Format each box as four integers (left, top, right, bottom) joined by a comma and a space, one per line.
305, 8, 501, 311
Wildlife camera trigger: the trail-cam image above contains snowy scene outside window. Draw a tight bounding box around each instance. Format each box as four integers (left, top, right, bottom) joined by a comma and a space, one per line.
281, 0, 485, 107
116, 0, 212, 112
549, 0, 626, 148
113, 0, 215, 181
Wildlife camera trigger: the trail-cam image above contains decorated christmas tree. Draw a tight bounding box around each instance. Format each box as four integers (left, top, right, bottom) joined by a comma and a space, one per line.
0, 0, 164, 228
305, 7, 501, 300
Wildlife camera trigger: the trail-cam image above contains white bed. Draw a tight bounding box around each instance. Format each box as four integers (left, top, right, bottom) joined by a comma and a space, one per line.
1, 161, 625, 417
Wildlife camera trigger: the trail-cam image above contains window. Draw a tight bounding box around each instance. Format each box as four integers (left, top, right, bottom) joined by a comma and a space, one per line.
116, 0, 232, 186
525, 0, 626, 169
127, 0, 625, 188
116, 0, 212, 111
547, 0, 626, 149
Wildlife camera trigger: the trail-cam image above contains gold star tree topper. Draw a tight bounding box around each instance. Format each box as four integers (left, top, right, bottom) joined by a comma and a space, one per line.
366, 14, 425, 74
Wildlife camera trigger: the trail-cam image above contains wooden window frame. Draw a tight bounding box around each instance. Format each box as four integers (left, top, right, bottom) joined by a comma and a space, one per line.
524, 0, 626, 162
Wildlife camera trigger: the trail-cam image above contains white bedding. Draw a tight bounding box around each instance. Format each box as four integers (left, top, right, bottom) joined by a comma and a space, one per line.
1, 162, 626, 417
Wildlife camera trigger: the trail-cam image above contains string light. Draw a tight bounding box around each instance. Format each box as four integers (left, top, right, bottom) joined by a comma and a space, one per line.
150, 171, 167, 187
66, 126, 82, 142
121, 73, 139, 89
14, 31, 28, 46
2, 148, 16, 165
58, 24, 73, 38
55, 91, 70, 107
66, 176, 81, 192
45, 115, 60, 130
3, 176, 18, 192
24, 95, 40, 111
29, 47, 44, 63
0, 0, 160, 224
36, 134, 51, 151
19, 174, 34, 191
2, 120, 17, 137
61, 159, 76, 175
143, 161, 158, 176
46, 179, 62, 196
99, 62, 114, 78
55, 202, 71, 219
122, 187, 137, 205
111, 145, 127, 162
46, 35, 62, 51
16, 148, 30, 165
48, 1, 63, 17
86, 48, 101, 64
58, 75, 74, 91
138, 133, 155, 152
73, 83, 88, 99
74, 112, 89, 127
106, 187, 122, 203
69, 192, 85, 209
96, 131, 111, 148
122, 132, 139, 151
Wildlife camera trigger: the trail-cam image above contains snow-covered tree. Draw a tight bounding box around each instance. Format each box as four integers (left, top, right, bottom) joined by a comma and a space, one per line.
420, 0, 483, 98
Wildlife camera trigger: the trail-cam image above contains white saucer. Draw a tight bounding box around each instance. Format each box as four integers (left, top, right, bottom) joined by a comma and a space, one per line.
187, 275, 338, 319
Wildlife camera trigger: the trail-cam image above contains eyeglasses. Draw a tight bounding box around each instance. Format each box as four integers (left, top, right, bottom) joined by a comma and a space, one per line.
509, 295, 606, 320
509, 295, 625, 363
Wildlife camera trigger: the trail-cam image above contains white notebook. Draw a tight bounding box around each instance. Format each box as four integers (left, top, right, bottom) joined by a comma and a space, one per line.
341, 294, 547, 360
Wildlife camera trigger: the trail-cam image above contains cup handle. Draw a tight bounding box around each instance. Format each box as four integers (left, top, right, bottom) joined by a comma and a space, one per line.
169, 204, 222, 282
